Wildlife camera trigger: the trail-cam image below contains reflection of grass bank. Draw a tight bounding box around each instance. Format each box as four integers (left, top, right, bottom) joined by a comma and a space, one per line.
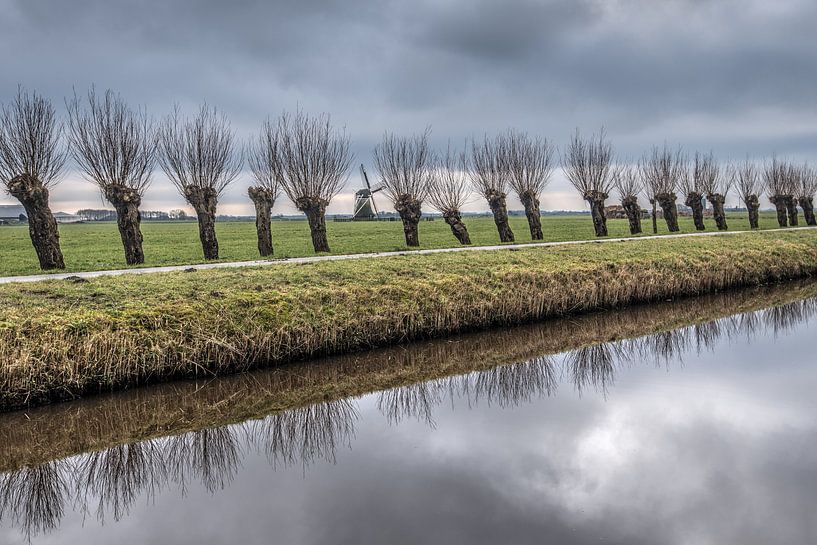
1, 230, 817, 411
2, 278, 816, 472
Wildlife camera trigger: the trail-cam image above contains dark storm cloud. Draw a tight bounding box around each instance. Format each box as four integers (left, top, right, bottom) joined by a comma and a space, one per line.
1, 0, 816, 212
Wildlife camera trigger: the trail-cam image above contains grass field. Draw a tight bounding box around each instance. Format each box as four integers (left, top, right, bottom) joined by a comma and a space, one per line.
1, 229, 816, 410
0, 212, 792, 276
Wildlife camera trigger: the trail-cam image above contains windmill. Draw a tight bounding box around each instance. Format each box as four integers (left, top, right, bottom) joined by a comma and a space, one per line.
352, 165, 385, 220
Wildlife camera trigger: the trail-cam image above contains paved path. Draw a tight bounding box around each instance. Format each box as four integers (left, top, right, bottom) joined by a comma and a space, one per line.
1, 226, 814, 285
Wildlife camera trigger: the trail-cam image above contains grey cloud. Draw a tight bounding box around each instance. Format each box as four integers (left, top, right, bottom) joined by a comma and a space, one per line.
1, 0, 816, 212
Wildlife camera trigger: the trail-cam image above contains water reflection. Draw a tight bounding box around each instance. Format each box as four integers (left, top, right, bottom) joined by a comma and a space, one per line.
1, 283, 817, 540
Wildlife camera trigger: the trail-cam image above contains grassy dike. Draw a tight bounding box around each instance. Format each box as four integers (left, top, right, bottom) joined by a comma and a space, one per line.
1, 229, 816, 411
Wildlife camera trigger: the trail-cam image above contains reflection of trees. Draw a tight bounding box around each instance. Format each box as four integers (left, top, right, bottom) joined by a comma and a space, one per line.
74, 441, 167, 522
379, 382, 442, 426
470, 356, 557, 407
566, 345, 617, 395
0, 461, 69, 540
165, 426, 243, 493
763, 299, 816, 337
253, 399, 358, 468
377, 355, 559, 425
0, 398, 360, 538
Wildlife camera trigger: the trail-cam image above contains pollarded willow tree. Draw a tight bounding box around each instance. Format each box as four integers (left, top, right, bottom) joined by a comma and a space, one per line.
732, 157, 761, 229
66, 88, 157, 265
0, 88, 67, 270
784, 163, 800, 226
696, 152, 730, 231
504, 130, 555, 240
797, 164, 817, 226
159, 105, 241, 260
613, 164, 643, 235
680, 153, 708, 231
763, 156, 790, 227
469, 135, 514, 242
275, 111, 352, 253
246, 118, 282, 257
562, 129, 615, 237
641, 145, 685, 233
374, 130, 432, 247
428, 144, 472, 245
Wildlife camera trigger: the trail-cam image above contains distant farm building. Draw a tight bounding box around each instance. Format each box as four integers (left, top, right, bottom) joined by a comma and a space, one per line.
605, 204, 649, 219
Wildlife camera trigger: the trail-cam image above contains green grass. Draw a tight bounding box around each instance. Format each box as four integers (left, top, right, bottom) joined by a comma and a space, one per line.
0, 212, 792, 276
1, 229, 816, 410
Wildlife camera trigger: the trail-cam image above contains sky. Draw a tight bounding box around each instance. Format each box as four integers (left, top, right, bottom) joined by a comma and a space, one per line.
1, 0, 816, 215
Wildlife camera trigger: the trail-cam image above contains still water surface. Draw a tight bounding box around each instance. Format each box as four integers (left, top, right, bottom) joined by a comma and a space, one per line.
2, 283, 817, 544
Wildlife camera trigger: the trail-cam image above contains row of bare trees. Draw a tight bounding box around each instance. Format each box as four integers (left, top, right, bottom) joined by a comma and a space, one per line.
563, 130, 817, 237
2, 88, 816, 271
373, 129, 555, 248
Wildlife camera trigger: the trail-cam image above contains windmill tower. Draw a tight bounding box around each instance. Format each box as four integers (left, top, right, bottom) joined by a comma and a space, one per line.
353, 165, 384, 220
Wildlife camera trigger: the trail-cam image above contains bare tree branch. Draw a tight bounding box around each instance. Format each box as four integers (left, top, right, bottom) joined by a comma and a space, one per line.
66, 87, 156, 196
158, 104, 241, 198
274, 110, 352, 205
374, 128, 432, 205
0, 87, 67, 189
428, 143, 470, 213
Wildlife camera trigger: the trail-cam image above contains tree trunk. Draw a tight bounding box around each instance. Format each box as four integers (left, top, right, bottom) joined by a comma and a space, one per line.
519, 191, 542, 240
584, 190, 608, 237
745, 195, 760, 229
707, 193, 728, 231
248, 186, 275, 257
485, 190, 514, 242
650, 199, 658, 234
656, 193, 680, 232
7, 174, 65, 270
442, 208, 471, 245
394, 194, 422, 247
684, 192, 706, 231
185, 186, 220, 260
769, 195, 788, 227
621, 196, 642, 235
105, 185, 145, 265
296, 197, 330, 253
785, 196, 799, 226
799, 196, 816, 226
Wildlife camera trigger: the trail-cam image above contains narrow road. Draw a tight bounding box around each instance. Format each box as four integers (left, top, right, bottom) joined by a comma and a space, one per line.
1, 226, 814, 285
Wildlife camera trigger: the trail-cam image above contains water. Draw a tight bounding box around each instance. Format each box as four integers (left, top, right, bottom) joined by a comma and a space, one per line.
2, 282, 817, 544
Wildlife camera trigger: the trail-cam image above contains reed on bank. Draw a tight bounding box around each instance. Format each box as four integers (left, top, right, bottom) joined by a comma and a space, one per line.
1, 229, 817, 410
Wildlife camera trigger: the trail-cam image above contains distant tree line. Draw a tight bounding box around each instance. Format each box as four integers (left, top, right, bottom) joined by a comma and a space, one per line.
1, 86, 815, 271
75, 209, 189, 221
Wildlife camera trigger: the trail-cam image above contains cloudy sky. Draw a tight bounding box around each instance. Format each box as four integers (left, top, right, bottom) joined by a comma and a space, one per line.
1, 0, 816, 215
